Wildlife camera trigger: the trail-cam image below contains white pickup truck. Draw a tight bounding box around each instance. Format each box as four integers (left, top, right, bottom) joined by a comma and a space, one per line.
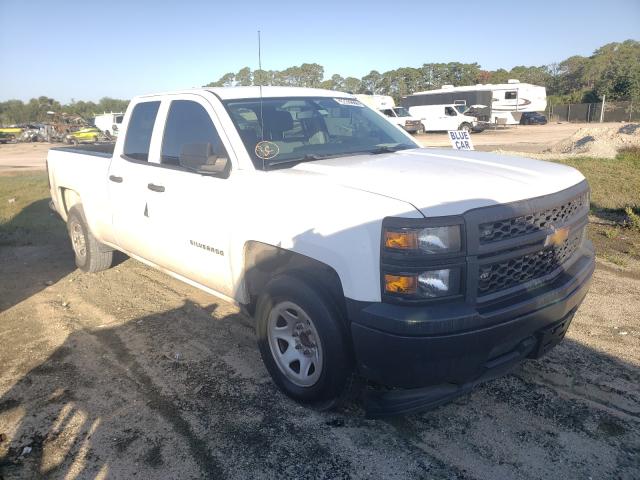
47, 87, 595, 416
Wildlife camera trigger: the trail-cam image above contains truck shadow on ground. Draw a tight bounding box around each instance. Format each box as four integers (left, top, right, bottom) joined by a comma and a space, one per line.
0, 199, 73, 313
1, 297, 639, 479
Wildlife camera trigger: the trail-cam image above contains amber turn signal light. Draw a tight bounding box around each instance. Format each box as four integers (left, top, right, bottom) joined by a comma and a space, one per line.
384, 274, 418, 294
384, 230, 418, 250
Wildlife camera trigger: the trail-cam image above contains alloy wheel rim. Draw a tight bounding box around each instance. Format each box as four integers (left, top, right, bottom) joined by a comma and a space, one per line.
267, 301, 323, 387
70, 221, 87, 259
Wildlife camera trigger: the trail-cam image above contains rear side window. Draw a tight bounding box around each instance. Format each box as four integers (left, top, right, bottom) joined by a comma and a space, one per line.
161, 100, 227, 167
123, 101, 160, 161
505, 91, 517, 100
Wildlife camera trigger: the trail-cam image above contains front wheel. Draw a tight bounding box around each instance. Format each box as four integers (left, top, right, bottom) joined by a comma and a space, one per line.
255, 275, 355, 409
459, 123, 472, 133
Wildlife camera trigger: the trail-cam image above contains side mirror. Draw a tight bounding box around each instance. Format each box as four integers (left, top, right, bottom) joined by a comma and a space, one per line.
179, 143, 230, 177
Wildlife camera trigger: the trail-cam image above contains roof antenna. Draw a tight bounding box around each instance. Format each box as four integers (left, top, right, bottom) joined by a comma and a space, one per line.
258, 29, 266, 169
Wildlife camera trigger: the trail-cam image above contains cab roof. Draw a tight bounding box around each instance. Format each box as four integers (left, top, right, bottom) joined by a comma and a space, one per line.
136, 86, 353, 101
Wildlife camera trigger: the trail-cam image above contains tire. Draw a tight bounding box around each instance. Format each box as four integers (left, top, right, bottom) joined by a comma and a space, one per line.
255, 275, 356, 410
67, 205, 113, 273
459, 123, 472, 133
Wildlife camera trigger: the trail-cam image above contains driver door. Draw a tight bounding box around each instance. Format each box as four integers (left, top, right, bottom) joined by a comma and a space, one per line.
143, 95, 236, 297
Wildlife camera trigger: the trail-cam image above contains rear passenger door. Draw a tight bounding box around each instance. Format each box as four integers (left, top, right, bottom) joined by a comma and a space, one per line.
144, 95, 235, 297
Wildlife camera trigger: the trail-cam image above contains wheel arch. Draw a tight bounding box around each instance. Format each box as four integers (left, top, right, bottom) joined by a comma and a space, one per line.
242, 241, 347, 321
60, 188, 82, 218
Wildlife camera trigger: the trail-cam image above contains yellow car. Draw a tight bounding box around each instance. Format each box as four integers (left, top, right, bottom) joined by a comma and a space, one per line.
66, 127, 102, 144
0, 127, 23, 143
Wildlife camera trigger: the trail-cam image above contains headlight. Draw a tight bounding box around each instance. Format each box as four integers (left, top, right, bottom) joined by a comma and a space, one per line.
384, 225, 461, 254
384, 268, 461, 299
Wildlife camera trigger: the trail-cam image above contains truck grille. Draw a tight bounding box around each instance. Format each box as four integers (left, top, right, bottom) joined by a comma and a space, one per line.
478, 228, 583, 296
478, 192, 588, 244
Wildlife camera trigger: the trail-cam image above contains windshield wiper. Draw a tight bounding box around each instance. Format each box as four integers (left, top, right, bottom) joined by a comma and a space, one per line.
368, 144, 415, 154
264, 153, 339, 170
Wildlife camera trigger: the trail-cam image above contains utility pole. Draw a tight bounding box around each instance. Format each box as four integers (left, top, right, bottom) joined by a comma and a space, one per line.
600, 94, 606, 123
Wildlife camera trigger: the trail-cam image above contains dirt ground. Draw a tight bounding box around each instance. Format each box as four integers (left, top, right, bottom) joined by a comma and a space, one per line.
1, 129, 639, 479
0, 143, 60, 174
415, 122, 595, 153
0, 233, 638, 479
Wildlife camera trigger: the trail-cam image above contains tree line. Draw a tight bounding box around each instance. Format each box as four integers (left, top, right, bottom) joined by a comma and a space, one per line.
1, 39, 638, 125
205, 40, 639, 105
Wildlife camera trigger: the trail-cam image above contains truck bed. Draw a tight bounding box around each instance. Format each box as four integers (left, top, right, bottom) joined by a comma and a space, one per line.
50, 143, 115, 158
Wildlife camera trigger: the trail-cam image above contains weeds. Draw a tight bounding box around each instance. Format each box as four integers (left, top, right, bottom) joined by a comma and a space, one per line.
624, 206, 640, 231
603, 228, 619, 239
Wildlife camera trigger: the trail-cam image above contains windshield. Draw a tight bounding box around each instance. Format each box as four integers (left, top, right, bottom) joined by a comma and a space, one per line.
224, 97, 419, 169
393, 107, 411, 117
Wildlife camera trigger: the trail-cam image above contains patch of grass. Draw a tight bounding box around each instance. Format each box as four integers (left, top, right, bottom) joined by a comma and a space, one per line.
550, 148, 640, 266
550, 148, 640, 212
602, 252, 628, 267
0, 173, 66, 246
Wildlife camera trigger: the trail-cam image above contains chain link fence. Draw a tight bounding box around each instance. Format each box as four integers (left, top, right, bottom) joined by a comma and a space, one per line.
547, 101, 639, 123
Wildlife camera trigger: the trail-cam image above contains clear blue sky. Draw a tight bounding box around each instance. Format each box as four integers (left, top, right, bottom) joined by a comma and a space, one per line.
1, 0, 638, 103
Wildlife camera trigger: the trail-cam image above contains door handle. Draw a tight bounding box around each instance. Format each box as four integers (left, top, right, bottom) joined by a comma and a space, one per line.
109, 175, 123, 183
147, 183, 165, 193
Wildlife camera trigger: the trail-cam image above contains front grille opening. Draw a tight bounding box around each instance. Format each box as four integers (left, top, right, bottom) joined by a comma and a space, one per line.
478, 229, 583, 296
479, 192, 588, 244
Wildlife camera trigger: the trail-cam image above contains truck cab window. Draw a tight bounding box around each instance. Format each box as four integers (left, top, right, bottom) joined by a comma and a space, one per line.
161, 100, 227, 168
505, 91, 517, 100
382, 109, 395, 117
123, 101, 160, 161
445, 107, 457, 116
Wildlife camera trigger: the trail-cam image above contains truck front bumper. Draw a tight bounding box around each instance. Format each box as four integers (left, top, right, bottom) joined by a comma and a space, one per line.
347, 245, 595, 417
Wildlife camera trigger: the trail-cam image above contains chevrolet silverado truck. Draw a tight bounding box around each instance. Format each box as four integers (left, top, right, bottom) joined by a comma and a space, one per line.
47, 87, 595, 417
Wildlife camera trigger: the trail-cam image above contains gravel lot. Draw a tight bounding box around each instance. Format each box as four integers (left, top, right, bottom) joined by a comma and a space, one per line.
1, 128, 639, 479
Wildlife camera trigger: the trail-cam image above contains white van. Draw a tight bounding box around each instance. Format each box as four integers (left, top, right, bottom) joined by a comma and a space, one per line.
356, 95, 423, 133
407, 104, 478, 133
93, 112, 124, 137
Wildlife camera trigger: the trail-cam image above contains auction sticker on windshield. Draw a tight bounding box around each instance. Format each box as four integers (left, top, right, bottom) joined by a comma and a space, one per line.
334, 98, 364, 107
448, 130, 474, 151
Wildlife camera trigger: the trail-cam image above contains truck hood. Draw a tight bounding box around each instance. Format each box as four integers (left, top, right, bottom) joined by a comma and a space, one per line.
286, 148, 585, 216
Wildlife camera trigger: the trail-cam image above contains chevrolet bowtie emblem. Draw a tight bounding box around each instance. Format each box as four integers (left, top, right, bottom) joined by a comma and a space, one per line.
545, 226, 570, 247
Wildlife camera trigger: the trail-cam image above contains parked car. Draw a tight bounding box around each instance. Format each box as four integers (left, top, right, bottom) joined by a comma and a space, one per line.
65, 127, 102, 144
47, 87, 594, 417
520, 112, 548, 125
0, 131, 15, 144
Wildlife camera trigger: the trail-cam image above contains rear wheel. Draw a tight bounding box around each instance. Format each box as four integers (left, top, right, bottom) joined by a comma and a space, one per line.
256, 275, 355, 409
67, 205, 113, 273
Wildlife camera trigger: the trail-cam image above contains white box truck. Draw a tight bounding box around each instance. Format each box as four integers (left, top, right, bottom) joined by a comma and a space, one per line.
93, 112, 124, 137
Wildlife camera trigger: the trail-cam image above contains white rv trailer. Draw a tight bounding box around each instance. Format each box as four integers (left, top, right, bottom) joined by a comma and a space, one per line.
402, 80, 547, 125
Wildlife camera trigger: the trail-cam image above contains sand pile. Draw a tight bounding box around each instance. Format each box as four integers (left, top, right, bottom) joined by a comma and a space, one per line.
545, 123, 640, 158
